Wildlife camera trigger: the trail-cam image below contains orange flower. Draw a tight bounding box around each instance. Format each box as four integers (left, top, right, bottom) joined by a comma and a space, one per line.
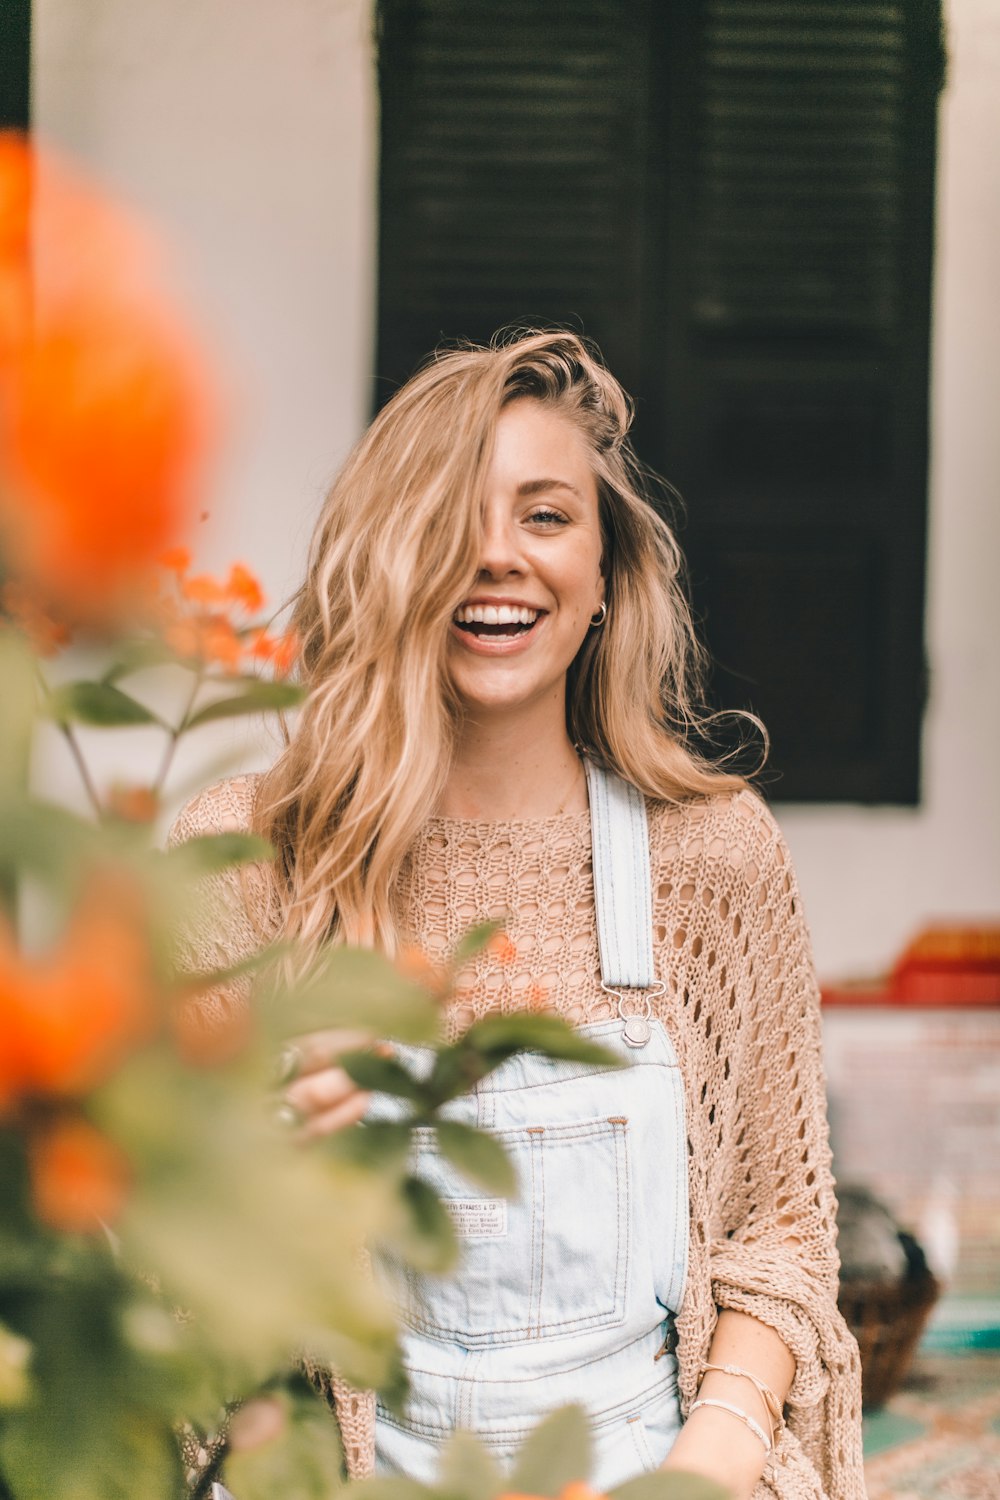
524, 983, 551, 1014
498, 1487, 605, 1500
158, 545, 192, 575
172, 996, 253, 1069
0, 885, 156, 1112
29, 1115, 131, 1233
105, 783, 159, 824
488, 931, 518, 966
225, 561, 265, 614
396, 944, 449, 999
1, 578, 71, 656
0, 134, 34, 365
180, 573, 228, 606
158, 552, 294, 677
163, 610, 240, 670
249, 626, 298, 676
0, 134, 218, 624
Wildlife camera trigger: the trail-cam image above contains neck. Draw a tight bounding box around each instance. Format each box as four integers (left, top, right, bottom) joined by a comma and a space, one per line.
439, 698, 586, 821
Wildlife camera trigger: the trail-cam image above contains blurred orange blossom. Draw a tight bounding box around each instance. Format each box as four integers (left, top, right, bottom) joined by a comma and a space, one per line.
0, 133, 218, 623
28, 1115, 132, 1234
499, 1485, 606, 1500
158, 547, 298, 674
0, 885, 157, 1114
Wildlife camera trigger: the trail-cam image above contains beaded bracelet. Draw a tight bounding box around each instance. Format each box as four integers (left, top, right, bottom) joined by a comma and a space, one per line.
697, 1360, 786, 1440
688, 1397, 772, 1455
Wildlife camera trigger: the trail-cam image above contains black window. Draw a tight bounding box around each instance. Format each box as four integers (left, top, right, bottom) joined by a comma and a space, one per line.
376, 0, 944, 803
0, 0, 31, 131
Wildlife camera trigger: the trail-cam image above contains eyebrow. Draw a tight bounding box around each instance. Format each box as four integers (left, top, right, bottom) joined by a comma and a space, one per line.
516, 478, 583, 499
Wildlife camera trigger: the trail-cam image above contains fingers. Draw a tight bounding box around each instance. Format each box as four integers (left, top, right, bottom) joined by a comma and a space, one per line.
296, 1087, 373, 1142
284, 1061, 362, 1119
283, 1028, 374, 1080
274, 1028, 393, 1141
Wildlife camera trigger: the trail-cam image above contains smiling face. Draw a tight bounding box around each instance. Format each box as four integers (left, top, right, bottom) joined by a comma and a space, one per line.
448, 398, 605, 723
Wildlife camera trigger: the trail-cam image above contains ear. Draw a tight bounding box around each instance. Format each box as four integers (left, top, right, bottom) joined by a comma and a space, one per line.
595, 568, 606, 612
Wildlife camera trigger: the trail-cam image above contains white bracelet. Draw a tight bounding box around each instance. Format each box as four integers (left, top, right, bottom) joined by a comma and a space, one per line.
688, 1397, 772, 1455
698, 1360, 786, 1440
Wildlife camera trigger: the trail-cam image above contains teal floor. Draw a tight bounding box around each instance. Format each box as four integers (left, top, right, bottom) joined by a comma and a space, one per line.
862, 1349, 1000, 1498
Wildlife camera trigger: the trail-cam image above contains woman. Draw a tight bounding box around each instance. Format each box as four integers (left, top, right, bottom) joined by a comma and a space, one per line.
171, 332, 865, 1500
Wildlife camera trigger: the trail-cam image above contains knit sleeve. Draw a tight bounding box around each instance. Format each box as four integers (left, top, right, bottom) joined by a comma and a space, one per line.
705, 793, 864, 1498
165, 773, 275, 1029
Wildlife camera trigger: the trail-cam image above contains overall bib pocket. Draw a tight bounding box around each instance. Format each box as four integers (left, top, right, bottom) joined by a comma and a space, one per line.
396, 1113, 632, 1346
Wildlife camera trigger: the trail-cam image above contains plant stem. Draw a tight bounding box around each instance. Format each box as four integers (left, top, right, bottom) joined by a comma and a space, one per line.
32, 661, 104, 819
58, 722, 104, 818
153, 665, 204, 796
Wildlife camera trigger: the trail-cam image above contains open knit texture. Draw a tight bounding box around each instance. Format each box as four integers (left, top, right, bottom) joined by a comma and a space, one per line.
168, 774, 865, 1500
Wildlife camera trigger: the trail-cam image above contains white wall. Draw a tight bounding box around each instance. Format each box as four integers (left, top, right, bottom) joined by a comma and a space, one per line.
32, 0, 377, 603
31, 0, 1000, 977
31, 0, 378, 807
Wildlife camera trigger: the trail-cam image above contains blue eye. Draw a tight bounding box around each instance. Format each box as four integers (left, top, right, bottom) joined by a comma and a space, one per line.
528, 508, 567, 526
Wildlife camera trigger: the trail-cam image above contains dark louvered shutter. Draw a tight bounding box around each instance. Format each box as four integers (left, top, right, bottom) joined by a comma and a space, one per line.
376, 0, 942, 803
375, 0, 654, 396
644, 1, 943, 801
0, 0, 31, 129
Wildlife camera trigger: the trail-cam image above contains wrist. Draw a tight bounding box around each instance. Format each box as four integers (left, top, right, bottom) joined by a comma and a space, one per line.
662, 1398, 770, 1500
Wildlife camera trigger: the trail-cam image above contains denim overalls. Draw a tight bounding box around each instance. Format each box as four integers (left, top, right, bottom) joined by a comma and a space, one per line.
371, 764, 689, 1489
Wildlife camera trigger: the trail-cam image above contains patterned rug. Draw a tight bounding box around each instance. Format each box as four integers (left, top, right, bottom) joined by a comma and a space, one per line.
863, 1352, 1000, 1499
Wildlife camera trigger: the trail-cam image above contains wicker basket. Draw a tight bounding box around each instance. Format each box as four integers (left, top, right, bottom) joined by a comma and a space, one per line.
838, 1268, 941, 1410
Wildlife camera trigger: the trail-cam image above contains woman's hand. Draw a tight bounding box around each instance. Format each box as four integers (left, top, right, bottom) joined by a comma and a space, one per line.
275, 1029, 383, 1140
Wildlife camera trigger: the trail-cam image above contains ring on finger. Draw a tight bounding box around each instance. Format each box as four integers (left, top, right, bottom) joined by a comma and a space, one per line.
273, 1042, 304, 1087
272, 1099, 305, 1131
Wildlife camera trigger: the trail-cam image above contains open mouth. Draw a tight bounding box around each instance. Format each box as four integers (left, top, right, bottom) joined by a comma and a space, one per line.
452, 603, 541, 640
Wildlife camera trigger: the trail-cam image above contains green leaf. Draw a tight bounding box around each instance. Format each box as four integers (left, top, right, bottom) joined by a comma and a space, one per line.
222, 1383, 347, 1500
49, 679, 162, 727
435, 1121, 516, 1196
173, 945, 286, 997
0, 629, 36, 797
451, 919, 502, 969
102, 637, 179, 682
0, 1363, 184, 1500
327, 1121, 413, 1177
185, 679, 303, 728
425, 1044, 481, 1106
339, 1050, 427, 1104
468, 1013, 624, 1069
0, 798, 98, 878
394, 1176, 457, 1274
97, 1048, 404, 1391
276, 946, 442, 1046
438, 1429, 504, 1500
0, 1319, 32, 1408
347, 1482, 437, 1500
374, 1351, 410, 1420
160, 830, 275, 876
610, 1473, 731, 1500
508, 1404, 593, 1495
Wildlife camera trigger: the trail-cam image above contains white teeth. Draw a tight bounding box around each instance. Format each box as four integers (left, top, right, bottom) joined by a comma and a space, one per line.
453, 603, 539, 626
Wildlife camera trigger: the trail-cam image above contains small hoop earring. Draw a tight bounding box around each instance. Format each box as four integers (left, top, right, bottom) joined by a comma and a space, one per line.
590, 602, 608, 627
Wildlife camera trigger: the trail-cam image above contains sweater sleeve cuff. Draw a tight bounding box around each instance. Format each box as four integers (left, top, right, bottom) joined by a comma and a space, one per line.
710, 1280, 830, 1410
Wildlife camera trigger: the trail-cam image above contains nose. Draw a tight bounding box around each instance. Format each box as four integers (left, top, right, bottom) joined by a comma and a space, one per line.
476, 502, 524, 580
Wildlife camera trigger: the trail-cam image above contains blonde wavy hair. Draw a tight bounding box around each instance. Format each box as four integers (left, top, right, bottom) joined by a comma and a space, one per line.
255, 329, 758, 955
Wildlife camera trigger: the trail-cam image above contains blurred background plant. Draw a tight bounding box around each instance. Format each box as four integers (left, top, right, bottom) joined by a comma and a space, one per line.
0, 133, 722, 1500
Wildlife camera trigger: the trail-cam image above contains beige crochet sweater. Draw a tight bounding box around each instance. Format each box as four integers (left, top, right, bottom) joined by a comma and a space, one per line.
168, 775, 865, 1500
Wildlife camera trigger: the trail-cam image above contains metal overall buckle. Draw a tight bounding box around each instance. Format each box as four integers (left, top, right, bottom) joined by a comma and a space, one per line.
601, 980, 666, 1048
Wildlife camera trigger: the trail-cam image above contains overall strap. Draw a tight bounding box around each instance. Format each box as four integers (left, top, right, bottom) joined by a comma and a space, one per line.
584, 759, 656, 990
